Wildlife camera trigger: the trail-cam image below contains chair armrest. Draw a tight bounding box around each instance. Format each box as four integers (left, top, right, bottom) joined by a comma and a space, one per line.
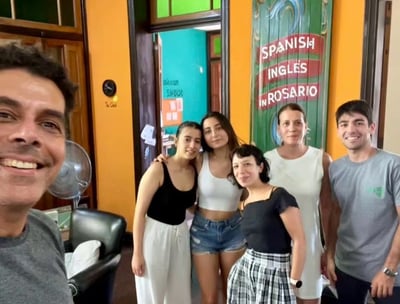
68, 254, 121, 296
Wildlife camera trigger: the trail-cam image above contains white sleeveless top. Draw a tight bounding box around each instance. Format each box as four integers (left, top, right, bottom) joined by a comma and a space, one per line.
197, 152, 242, 212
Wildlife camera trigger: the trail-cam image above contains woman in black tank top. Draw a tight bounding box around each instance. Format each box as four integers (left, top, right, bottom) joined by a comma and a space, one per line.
132, 121, 202, 304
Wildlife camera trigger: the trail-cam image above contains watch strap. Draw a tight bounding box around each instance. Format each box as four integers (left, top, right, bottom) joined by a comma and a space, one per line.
383, 267, 399, 277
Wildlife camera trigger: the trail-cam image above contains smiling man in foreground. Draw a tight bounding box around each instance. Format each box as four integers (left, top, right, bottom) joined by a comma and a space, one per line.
0, 43, 77, 304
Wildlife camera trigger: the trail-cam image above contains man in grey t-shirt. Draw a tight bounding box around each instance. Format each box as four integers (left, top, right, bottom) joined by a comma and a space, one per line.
326, 100, 400, 304
0, 44, 76, 304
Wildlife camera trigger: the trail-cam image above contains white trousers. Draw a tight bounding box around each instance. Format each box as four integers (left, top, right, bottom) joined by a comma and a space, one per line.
135, 217, 191, 304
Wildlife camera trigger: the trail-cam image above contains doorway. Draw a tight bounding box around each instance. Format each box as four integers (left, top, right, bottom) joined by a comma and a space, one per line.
128, 0, 229, 183
154, 25, 221, 154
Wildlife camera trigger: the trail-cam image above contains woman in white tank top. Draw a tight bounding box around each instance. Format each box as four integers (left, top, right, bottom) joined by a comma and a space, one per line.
263, 103, 333, 304
190, 112, 246, 304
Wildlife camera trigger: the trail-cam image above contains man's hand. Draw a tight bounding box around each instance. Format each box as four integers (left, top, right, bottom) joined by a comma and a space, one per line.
370, 270, 395, 298
325, 254, 337, 287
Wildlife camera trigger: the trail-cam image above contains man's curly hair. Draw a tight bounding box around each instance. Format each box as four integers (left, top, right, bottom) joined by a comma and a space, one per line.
0, 43, 77, 117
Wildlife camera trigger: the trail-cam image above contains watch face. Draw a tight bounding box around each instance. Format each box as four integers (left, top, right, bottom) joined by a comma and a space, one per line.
102, 79, 117, 97
290, 278, 302, 288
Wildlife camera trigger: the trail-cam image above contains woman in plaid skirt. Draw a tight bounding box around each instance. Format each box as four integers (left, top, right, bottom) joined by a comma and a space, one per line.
228, 144, 306, 303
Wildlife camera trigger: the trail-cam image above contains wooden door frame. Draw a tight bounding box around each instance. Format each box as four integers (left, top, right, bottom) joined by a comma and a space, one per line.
361, 0, 391, 148
361, 0, 380, 104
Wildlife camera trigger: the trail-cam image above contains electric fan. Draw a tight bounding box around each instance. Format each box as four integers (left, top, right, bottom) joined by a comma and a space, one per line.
48, 140, 92, 209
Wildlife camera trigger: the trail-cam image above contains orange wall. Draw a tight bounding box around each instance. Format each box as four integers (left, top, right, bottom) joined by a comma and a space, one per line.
230, 0, 365, 160
85, 0, 136, 231
326, 1, 365, 159
230, 1, 252, 144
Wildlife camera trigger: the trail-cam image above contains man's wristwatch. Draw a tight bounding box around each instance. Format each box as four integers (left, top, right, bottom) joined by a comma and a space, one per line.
383, 267, 398, 277
289, 278, 303, 288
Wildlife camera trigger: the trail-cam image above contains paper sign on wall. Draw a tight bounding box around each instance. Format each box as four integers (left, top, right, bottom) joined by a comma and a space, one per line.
161, 98, 183, 127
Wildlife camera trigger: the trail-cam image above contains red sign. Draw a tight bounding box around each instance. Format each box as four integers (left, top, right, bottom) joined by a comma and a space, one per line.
256, 59, 322, 87
250, 0, 333, 150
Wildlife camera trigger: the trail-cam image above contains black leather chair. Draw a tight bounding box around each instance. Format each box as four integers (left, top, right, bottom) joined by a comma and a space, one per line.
64, 208, 127, 304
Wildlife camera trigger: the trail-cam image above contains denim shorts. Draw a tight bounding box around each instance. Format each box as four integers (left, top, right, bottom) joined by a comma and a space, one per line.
190, 210, 246, 254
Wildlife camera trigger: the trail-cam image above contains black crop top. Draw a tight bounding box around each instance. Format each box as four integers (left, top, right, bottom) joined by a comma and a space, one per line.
240, 187, 299, 253
147, 163, 197, 225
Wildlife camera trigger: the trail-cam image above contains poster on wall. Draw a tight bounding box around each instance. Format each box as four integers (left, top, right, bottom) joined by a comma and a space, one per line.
161, 98, 183, 127
250, 0, 333, 151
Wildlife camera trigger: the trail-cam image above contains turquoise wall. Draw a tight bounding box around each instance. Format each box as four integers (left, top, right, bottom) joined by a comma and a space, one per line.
160, 29, 208, 136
